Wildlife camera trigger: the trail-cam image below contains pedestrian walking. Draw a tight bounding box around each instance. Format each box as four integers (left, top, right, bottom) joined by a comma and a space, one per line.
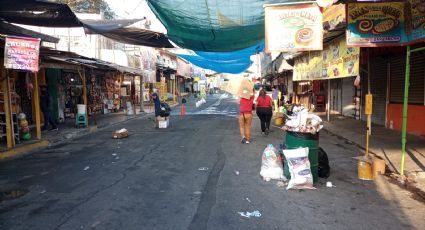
239, 89, 255, 144
152, 92, 161, 127
272, 86, 280, 112
40, 85, 58, 131
256, 88, 273, 135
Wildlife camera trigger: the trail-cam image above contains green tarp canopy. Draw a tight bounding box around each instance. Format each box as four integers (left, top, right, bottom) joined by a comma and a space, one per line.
147, 0, 299, 52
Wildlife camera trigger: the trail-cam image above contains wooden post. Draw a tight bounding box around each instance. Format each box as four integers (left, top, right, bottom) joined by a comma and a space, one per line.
33, 72, 41, 140
2, 70, 13, 148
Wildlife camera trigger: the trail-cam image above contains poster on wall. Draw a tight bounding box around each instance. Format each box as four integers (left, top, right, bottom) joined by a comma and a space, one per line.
293, 37, 360, 81
4, 36, 41, 72
265, 4, 323, 52
346, 2, 407, 47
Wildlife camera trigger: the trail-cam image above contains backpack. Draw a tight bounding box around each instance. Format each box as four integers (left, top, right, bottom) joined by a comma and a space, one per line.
318, 147, 330, 178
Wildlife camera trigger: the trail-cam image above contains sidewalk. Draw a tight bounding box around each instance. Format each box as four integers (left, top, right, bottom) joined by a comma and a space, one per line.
0, 102, 181, 160
322, 115, 425, 197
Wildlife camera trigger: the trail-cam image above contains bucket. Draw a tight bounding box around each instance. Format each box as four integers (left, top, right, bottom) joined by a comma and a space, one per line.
274, 117, 284, 126
372, 158, 386, 177
284, 131, 319, 182
357, 156, 374, 180
77, 104, 86, 114
126, 102, 133, 115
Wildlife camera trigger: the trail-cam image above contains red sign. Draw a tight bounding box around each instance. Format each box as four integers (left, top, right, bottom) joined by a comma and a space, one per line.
4, 36, 41, 72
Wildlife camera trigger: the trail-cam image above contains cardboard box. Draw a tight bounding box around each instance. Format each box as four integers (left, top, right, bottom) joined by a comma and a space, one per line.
224, 78, 254, 99
112, 129, 129, 139
159, 119, 169, 128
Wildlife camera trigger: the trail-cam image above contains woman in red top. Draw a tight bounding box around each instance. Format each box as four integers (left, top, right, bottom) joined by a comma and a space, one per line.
256, 89, 273, 135
239, 90, 255, 144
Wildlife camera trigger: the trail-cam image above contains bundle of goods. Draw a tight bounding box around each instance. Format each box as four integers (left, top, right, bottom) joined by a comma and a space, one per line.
283, 147, 315, 190
282, 105, 323, 134
260, 144, 286, 181
112, 128, 129, 139
159, 102, 171, 117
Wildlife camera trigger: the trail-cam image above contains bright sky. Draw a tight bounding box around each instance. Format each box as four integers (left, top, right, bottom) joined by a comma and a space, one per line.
105, 0, 166, 33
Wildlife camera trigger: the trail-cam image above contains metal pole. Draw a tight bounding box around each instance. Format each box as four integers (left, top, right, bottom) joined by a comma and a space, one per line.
327, 79, 330, 122
140, 75, 144, 113
400, 46, 411, 176
2, 70, 13, 148
33, 72, 41, 140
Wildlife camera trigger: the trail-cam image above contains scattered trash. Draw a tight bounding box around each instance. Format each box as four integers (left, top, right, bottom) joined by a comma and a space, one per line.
112, 128, 129, 139
112, 153, 118, 156
198, 167, 209, 171
193, 191, 202, 195
235, 170, 240, 175
115, 157, 120, 160
83, 166, 90, 171
326, 181, 333, 188
40, 190, 46, 194
283, 105, 323, 133
245, 197, 251, 203
260, 144, 285, 181
276, 181, 287, 188
180, 146, 184, 148
90, 221, 101, 229
238, 210, 262, 218
283, 147, 315, 190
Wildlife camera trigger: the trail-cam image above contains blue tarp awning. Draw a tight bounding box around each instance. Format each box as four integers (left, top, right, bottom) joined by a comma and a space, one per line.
177, 42, 264, 74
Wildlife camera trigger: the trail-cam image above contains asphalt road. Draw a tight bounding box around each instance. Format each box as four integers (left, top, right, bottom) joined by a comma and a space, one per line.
0, 94, 424, 230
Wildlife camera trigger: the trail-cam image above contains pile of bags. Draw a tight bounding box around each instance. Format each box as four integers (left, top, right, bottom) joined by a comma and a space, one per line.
159, 102, 171, 117
283, 105, 323, 134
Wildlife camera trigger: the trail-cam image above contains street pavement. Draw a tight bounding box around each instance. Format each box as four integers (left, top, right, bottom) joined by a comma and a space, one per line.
0, 94, 424, 230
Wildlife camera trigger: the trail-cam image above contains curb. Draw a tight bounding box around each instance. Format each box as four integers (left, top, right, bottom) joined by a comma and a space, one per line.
322, 127, 425, 202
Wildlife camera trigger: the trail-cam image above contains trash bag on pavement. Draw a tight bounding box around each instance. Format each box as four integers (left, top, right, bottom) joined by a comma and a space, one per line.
159, 102, 171, 117
260, 144, 285, 181
318, 147, 330, 178
283, 147, 314, 190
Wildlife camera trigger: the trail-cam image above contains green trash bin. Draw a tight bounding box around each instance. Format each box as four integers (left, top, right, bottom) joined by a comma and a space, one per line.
284, 131, 319, 182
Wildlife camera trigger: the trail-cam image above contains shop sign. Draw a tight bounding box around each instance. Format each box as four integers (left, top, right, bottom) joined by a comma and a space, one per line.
4, 36, 41, 72
409, 0, 425, 42
346, 2, 407, 46
323, 4, 346, 31
265, 4, 323, 52
293, 37, 360, 81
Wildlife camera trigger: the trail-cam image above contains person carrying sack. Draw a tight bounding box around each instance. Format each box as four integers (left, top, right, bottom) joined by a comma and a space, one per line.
256, 88, 273, 135
239, 89, 255, 144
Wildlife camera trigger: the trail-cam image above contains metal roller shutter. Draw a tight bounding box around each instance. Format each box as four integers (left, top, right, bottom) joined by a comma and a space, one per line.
366, 57, 388, 125
390, 53, 425, 104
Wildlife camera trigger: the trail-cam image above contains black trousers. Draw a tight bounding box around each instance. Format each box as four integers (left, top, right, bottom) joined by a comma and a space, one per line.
256, 107, 272, 132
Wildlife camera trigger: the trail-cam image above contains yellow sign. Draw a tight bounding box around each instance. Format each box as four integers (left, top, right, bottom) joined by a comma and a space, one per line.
293, 37, 360, 81
365, 94, 373, 115
323, 4, 346, 30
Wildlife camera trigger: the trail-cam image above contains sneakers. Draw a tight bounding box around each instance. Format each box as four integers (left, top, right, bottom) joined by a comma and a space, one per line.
245, 140, 250, 144
265, 129, 269, 136
49, 127, 58, 131
241, 137, 247, 144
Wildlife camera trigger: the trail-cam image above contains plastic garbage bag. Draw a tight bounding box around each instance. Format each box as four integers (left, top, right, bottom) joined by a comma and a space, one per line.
283, 147, 315, 190
260, 144, 285, 181
159, 102, 171, 117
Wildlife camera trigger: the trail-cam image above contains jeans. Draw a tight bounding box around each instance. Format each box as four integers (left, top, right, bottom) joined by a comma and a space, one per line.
43, 111, 57, 130
239, 113, 252, 141
256, 107, 272, 132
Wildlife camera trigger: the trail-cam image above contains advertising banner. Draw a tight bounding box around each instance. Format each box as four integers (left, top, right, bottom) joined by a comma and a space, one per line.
409, 0, 425, 42
323, 4, 346, 30
4, 36, 41, 72
265, 4, 323, 52
294, 37, 360, 81
346, 2, 407, 47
